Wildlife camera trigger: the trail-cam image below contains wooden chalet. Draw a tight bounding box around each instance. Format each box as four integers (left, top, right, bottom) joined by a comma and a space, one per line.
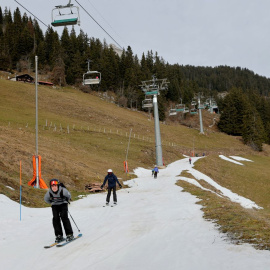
16, 74, 34, 83
15, 74, 53, 86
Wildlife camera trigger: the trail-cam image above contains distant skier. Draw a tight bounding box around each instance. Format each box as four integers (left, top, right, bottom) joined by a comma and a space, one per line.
152, 168, 154, 176
189, 157, 192, 164
101, 169, 122, 205
44, 179, 74, 243
153, 165, 159, 179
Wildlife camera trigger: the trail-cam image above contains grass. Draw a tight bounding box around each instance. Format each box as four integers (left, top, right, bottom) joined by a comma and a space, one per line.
177, 154, 270, 250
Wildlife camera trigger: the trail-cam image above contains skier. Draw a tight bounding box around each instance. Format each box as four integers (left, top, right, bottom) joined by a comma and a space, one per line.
44, 179, 74, 243
189, 157, 192, 164
153, 165, 159, 179
101, 169, 122, 205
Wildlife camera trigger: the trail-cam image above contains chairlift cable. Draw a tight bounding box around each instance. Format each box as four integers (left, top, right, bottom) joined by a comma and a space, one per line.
74, 0, 123, 49
14, 0, 49, 29
86, 0, 126, 45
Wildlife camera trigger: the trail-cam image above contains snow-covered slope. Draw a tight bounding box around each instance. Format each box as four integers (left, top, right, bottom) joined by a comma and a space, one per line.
1, 158, 269, 270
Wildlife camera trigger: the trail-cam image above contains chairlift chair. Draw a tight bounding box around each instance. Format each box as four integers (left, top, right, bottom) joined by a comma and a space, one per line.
51, 1, 80, 27
83, 71, 101, 85
198, 104, 205, 110
183, 107, 190, 114
211, 101, 218, 108
169, 109, 177, 116
142, 99, 153, 109
191, 100, 197, 106
204, 102, 210, 108
190, 108, 198, 115
175, 104, 185, 112
82, 60, 101, 85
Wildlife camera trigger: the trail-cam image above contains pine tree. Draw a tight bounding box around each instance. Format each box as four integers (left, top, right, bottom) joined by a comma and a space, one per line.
140, 53, 151, 81
51, 57, 66, 86
218, 87, 249, 135
44, 27, 61, 67
100, 45, 120, 90
0, 7, 3, 25
3, 8, 12, 25
242, 107, 266, 151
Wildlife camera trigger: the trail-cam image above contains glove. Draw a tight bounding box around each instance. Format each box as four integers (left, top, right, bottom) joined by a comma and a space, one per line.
64, 197, 70, 204
101, 185, 104, 189
119, 185, 122, 188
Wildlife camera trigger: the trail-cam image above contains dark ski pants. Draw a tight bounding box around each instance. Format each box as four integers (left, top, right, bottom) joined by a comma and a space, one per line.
154, 172, 158, 178
52, 203, 73, 237
106, 186, 117, 203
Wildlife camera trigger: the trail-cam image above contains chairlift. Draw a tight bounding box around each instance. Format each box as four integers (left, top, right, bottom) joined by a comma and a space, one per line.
198, 103, 205, 110
142, 99, 153, 109
82, 60, 101, 85
191, 100, 197, 106
51, 1, 80, 27
175, 100, 185, 112
83, 71, 101, 85
190, 108, 198, 115
183, 107, 190, 113
209, 100, 219, 114
169, 109, 177, 116
211, 101, 218, 108
204, 102, 210, 108
175, 104, 185, 112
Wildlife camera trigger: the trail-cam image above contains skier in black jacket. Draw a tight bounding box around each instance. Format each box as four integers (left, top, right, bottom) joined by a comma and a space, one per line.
101, 169, 122, 205
44, 179, 74, 243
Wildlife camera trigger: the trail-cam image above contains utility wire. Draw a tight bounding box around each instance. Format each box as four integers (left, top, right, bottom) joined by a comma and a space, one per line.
14, 0, 49, 29
75, 0, 123, 49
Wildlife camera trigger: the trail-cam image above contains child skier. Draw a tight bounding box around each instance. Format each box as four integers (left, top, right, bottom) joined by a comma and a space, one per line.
44, 179, 74, 243
101, 169, 122, 205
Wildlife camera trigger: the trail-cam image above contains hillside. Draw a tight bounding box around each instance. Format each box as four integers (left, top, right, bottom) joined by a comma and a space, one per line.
2, 77, 270, 248
0, 77, 267, 202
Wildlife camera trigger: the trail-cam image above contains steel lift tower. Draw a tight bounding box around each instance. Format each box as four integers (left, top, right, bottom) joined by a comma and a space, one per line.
141, 76, 169, 166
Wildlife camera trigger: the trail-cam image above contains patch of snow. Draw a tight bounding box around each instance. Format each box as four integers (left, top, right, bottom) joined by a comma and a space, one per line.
230, 156, 253, 162
219, 155, 244, 165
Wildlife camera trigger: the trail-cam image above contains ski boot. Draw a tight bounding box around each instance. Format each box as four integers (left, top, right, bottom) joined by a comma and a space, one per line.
66, 234, 74, 242
55, 235, 64, 243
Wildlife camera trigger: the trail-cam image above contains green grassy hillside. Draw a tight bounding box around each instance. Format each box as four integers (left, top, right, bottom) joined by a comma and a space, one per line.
1, 78, 270, 249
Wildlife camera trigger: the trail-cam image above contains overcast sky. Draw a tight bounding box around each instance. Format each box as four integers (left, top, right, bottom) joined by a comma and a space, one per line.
2, 0, 270, 78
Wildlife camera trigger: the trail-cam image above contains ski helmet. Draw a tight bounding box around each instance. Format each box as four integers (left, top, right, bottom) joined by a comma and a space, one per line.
50, 179, 59, 186
107, 169, 113, 173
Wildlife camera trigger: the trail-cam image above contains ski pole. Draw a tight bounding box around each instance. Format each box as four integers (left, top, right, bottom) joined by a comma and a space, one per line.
68, 210, 81, 232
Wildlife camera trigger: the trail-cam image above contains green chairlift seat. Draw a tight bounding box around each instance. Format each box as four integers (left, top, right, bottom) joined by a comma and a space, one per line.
51, 18, 78, 27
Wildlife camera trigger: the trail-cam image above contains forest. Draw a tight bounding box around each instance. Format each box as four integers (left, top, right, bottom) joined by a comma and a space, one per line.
1, 6, 270, 151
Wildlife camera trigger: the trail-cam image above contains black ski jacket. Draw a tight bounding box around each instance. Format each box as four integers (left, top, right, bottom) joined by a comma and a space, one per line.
102, 173, 121, 188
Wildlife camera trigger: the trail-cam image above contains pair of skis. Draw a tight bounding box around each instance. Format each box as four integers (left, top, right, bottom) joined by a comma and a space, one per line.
103, 203, 117, 207
44, 233, 82, 248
